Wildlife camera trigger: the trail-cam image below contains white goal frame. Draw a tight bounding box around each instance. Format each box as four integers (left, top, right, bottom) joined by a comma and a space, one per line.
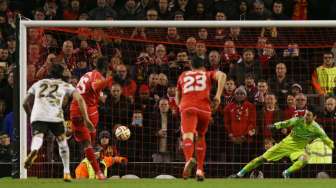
19, 20, 336, 179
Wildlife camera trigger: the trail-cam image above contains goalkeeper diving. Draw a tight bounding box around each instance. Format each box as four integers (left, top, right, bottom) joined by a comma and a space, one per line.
229, 108, 334, 178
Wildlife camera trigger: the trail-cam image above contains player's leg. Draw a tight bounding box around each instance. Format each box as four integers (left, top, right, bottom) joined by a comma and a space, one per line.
52, 122, 71, 181
181, 109, 197, 179
232, 156, 267, 178
229, 142, 284, 178
194, 111, 211, 181
81, 140, 106, 180
25, 122, 46, 169
88, 112, 99, 146
55, 134, 71, 181
71, 115, 106, 180
282, 153, 309, 178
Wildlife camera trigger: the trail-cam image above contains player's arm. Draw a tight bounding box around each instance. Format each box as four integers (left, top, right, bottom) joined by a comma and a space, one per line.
92, 76, 113, 92
72, 91, 95, 132
271, 117, 299, 129
23, 83, 37, 117
23, 93, 34, 117
315, 125, 334, 149
321, 136, 334, 149
212, 71, 226, 110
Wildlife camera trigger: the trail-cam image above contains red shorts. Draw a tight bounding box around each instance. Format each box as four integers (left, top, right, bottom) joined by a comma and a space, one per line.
70, 108, 99, 143
180, 107, 211, 136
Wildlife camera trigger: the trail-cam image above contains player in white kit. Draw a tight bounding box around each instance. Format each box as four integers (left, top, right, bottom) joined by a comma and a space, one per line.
23, 64, 94, 182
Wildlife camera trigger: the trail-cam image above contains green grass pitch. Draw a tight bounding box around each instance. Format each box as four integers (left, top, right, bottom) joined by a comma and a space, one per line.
1, 178, 336, 188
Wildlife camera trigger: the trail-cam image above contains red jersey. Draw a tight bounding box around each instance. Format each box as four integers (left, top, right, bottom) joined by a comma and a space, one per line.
177, 70, 215, 112
224, 100, 256, 137
70, 70, 112, 111
294, 108, 307, 117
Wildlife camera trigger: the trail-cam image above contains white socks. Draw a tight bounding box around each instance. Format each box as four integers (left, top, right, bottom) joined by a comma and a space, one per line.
30, 134, 44, 151
57, 139, 70, 174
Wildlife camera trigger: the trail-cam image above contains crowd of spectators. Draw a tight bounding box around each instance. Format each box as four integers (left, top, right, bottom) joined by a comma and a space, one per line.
1, 0, 336, 177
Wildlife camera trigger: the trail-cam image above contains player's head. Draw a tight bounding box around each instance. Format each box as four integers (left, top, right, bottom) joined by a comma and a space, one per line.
47, 63, 64, 79
96, 56, 109, 75
191, 56, 205, 69
304, 107, 318, 124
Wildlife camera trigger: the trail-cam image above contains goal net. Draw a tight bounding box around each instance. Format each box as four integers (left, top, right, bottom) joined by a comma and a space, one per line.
19, 20, 336, 179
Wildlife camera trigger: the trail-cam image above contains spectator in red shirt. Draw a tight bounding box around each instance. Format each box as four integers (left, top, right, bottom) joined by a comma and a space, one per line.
57, 40, 77, 72
166, 84, 178, 116
63, 0, 81, 20
224, 86, 256, 162
221, 40, 240, 73
244, 74, 258, 102
283, 94, 296, 120
114, 64, 137, 103
293, 93, 308, 117
258, 42, 278, 78
221, 78, 236, 108
260, 93, 284, 143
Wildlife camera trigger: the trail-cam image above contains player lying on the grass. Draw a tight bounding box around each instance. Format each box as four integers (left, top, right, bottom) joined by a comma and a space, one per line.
75, 146, 128, 179
23, 64, 94, 182
176, 56, 226, 181
229, 108, 334, 178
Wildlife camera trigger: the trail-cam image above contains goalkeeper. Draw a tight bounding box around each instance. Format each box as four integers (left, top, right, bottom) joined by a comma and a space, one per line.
229, 109, 334, 178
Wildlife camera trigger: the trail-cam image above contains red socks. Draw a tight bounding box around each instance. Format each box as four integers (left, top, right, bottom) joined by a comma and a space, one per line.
196, 138, 206, 171
84, 147, 101, 173
182, 138, 194, 162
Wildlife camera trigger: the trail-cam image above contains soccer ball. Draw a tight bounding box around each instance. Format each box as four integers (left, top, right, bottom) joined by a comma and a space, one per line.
115, 126, 131, 141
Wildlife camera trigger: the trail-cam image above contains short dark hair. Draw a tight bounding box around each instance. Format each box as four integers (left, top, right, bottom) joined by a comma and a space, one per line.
273, 0, 283, 5
226, 78, 236, 83
191, 56, 204, 69
257, 79, 268, 84
96, 56, 109, 72
47, 64, 64, 79
243, 48, 255, 54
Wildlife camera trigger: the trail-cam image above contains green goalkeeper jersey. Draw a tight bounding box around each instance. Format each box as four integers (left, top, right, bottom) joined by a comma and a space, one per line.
274, 117, 334, 149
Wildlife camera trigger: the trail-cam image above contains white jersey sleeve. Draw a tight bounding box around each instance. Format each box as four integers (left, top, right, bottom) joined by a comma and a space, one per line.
29, 79, 76, 123
27, 81, 38, 95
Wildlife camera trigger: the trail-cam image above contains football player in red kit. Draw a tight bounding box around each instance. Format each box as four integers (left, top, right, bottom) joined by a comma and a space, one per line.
70, 57, 112, 180
176, 57, 226, 181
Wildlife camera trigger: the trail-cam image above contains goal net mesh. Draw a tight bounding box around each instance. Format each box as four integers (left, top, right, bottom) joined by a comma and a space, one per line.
24, 25, 336, 178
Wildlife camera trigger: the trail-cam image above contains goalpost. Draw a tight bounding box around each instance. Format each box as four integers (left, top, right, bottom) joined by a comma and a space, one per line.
19, 20, 336, 179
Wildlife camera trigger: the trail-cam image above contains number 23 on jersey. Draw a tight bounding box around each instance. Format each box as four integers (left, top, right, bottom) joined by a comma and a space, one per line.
182, 72, 207, 94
